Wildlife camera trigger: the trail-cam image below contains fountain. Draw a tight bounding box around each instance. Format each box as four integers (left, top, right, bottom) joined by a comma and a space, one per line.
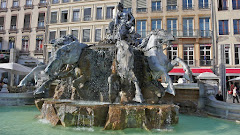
19, 3, 194, 131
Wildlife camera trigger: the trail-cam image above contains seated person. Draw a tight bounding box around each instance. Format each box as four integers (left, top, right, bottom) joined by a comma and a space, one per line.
215, 90, 223, 101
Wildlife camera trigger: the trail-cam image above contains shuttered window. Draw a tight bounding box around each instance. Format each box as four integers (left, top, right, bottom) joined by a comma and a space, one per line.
83, 29, 90, 42
137, 0, 147, 12
167, 0, 177, 11
123, 0, 132, 8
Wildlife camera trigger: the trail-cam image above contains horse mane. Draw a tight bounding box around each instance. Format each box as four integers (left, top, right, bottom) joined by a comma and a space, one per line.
138, 29, 165, 49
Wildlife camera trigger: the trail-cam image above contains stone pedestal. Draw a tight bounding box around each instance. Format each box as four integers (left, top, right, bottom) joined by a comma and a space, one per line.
36, 99, 179, 130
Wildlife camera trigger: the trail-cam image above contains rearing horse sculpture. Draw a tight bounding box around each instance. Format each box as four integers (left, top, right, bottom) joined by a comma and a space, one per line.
138, 29, 193, 96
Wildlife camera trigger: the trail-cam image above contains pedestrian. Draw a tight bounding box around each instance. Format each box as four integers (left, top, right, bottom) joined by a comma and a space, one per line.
216, 90, 223, 101
233, 86, 239, 103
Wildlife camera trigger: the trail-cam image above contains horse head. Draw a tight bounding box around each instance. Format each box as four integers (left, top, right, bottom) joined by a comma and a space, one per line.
51, 35, 79, 48
138, 29, 175, 51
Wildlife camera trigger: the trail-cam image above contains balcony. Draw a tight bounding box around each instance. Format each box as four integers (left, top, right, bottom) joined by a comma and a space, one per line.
167, 5, 178, 11
0, 7, 7, 12
83, 15, 92, 21
200, 59, 213, 66
34, 50, 43, 55
11, 6, 20, 11
83, 38, 90, 42
96, 16, 102, 20
9, 26, 17, 33
199, 4, 210, 9
38, 2, 47, 8
218, 6, 228, 11
50, 19, 57, 23
19, 50, 30, 54
61, 19, 68, 23
136, 8, 147, 13
152, 7, 162, 12
22, 27, 31, 32
24, 4, 34, 10
106, 15, 113, 20
167, 30, 212, 38
72, 18, 80, 22
182, 5, 194, 10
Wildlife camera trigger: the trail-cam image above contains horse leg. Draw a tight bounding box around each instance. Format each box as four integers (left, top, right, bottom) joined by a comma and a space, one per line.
171, 57, 193, 82
130, 71, 144, 103
163, 71, 175, 96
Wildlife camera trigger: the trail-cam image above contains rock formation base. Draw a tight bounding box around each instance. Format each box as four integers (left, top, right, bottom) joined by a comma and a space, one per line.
36, 99, 179, 130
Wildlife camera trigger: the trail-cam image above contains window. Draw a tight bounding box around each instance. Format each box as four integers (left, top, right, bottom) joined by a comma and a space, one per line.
38, 13, 45, 28
83, 29, 90, 42
13, 0, 19, 7
137, 0, 147, 12
84, 8, 91, 21
51, 11, 57, 23
218, 0, 228, 10
137, 20, 146, 38
200, 45, 211, 66
184, 45, 194, 66
1, 0, 6, 8
233, 0, 240, 9
167, 0, 177, 11
123, 0, 132, 12
200, 17, 210, 37
183, 18, 193, 37
183, 0, 193, 10
22, 36, 29, 52
151, 19, 161, 30
24, 14, 31, 29
72, 30, 78, 39
26, 0, 32, 6
0, 17, 4, 30
40, 0, 47, 4
234, 19, 240, 34
72, 9, 80, 22
167, 18, 177, 36
219, 20, 229, 35
10, 16, 17, 30
49, 31, 56, 43
52, 0, 59, 4
60, 30, 66, 37
225, 44, 230, 64
106, 6, 114, 19
96, 7, 102, 20
36, 35, 43, 51
62, 0, 69, 3
95, 29, 101, 42
167, 45, 178, 60
61, 10, 68, 23
152, 0, 161, 11
9, 37, 15, 49
199, 0, 209, 9
235, 44, 240, 65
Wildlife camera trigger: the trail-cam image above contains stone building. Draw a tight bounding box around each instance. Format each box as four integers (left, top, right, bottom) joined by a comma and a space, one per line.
0, 0, 47, 66
213, 0, 240, 78
45, 0, 120, 62
123, 0, 213, 81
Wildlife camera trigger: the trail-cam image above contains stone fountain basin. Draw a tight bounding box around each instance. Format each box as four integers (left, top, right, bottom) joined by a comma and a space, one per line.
36, 99, 179, 130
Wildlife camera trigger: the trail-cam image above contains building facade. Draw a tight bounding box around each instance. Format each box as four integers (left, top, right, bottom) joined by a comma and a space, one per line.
45, 0, 120, 62
122, 0, 213, 81
214, 0, 240, 77
0, 0, 47, 66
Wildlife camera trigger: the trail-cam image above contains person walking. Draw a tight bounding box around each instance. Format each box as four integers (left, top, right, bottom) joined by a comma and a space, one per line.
233, 86, 239, 103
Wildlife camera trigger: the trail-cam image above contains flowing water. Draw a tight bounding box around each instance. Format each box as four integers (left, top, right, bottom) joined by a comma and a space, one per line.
0, 106, 239, 135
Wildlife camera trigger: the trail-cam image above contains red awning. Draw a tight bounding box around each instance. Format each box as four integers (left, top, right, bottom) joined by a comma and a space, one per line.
169, 68, 213, 75
226, 68, 240, 76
